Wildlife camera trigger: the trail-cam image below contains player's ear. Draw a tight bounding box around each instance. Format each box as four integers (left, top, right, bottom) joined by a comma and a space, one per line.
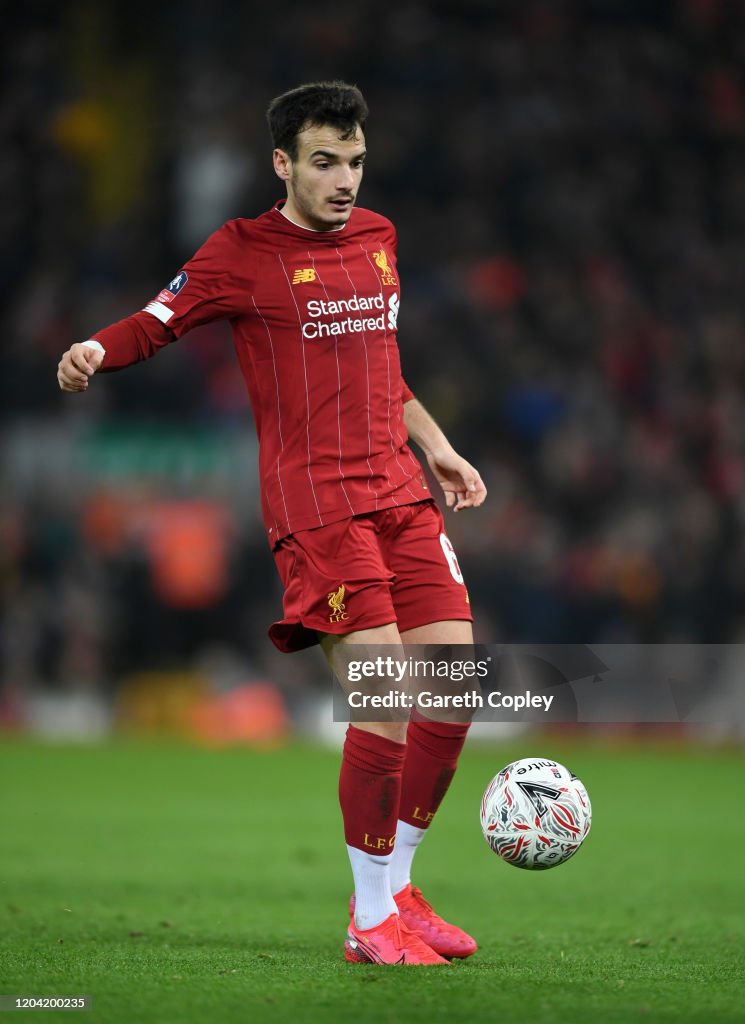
273, 148, 292, 182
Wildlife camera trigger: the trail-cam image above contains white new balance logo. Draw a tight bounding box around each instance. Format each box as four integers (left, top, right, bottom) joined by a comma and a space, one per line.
387, 292, 399, 331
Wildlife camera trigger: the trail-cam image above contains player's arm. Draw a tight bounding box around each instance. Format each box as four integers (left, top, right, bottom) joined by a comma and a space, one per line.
403, 395, 487, 512
57, 317, 173, 391
57, 222, 248, 393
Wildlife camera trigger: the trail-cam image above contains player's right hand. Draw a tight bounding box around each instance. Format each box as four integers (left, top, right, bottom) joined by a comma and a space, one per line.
57, 343, 104, 392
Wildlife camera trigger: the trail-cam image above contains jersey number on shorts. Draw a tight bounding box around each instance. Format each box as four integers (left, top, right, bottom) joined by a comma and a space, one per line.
440, 533, 464, 584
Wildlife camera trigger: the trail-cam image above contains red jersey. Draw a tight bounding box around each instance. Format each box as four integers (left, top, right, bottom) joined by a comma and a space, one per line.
92, 202, 430, 545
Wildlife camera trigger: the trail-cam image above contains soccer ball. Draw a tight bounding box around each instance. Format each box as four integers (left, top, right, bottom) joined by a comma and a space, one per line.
480, 757, 591, 870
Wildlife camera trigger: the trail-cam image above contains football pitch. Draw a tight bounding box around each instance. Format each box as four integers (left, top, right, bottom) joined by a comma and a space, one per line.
0, 738, 742, 1023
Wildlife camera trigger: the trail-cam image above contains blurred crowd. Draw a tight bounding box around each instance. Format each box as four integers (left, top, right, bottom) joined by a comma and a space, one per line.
4, 0, 745, 707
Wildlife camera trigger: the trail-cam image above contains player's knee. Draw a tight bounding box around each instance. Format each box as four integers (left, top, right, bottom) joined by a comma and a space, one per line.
354, 721, 408, 745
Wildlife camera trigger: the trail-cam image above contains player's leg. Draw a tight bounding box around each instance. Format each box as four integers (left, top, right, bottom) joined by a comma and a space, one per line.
321, 624, 448, 965
385, 618, 477, 958
385, 506, 475, 897
267, 511, 450, 963
380, 502, 478, 957
392, 618, 473, 897
321, 621, 406, 934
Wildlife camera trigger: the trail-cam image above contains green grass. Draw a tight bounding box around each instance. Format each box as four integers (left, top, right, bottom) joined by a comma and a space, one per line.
0, 738, 743, 1023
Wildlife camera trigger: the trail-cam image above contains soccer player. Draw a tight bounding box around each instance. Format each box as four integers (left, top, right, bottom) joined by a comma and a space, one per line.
57, 81, 487, 965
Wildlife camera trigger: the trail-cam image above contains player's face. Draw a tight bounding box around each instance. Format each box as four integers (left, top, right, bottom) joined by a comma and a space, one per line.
274, 123, 366, 231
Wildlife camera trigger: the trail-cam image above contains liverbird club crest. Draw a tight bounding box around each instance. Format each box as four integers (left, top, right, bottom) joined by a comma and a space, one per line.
372, 249, 397, 287
327, 584, 349, 623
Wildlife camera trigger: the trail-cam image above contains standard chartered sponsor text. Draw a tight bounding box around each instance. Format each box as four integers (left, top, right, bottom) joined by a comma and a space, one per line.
302, 293, 385, 339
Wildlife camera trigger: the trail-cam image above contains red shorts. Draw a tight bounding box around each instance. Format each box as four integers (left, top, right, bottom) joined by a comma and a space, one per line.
268, 499, 472, 653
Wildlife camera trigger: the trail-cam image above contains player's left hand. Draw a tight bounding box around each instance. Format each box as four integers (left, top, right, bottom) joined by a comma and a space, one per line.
426, 448, 487, 511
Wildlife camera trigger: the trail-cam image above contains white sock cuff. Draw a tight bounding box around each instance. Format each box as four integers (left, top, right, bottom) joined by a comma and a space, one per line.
346, 845, 393, 868
389, 819, 428, 896
346, 844, 398, 930
396, 820, 428, 846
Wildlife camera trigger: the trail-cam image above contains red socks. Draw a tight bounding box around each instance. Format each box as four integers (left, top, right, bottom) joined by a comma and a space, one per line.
339, 725, 407, 853
339, 720, 470, 925
339, 720, 471, 848
398, 718, 471, 828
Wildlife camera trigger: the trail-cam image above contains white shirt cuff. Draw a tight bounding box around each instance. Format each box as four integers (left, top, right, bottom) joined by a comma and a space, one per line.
82, 339, 106, 353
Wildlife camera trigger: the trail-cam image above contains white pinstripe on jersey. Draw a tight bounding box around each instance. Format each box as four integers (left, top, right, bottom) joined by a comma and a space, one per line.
251, 294, 291, 536
277, 252, 324, 525
307, 251, 355, 516
336, 247, 378, 508
359, 244, 420, 505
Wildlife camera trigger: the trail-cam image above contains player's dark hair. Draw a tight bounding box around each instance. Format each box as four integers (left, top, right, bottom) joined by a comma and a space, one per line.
266, 81, 368, 160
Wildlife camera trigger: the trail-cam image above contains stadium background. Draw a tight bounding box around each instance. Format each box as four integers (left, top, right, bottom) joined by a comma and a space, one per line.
5, 0, 745, 737
1, 4, 744, 1022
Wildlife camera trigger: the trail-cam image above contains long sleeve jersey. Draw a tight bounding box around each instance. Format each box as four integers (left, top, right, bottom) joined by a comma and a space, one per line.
91, 201, 430, 545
